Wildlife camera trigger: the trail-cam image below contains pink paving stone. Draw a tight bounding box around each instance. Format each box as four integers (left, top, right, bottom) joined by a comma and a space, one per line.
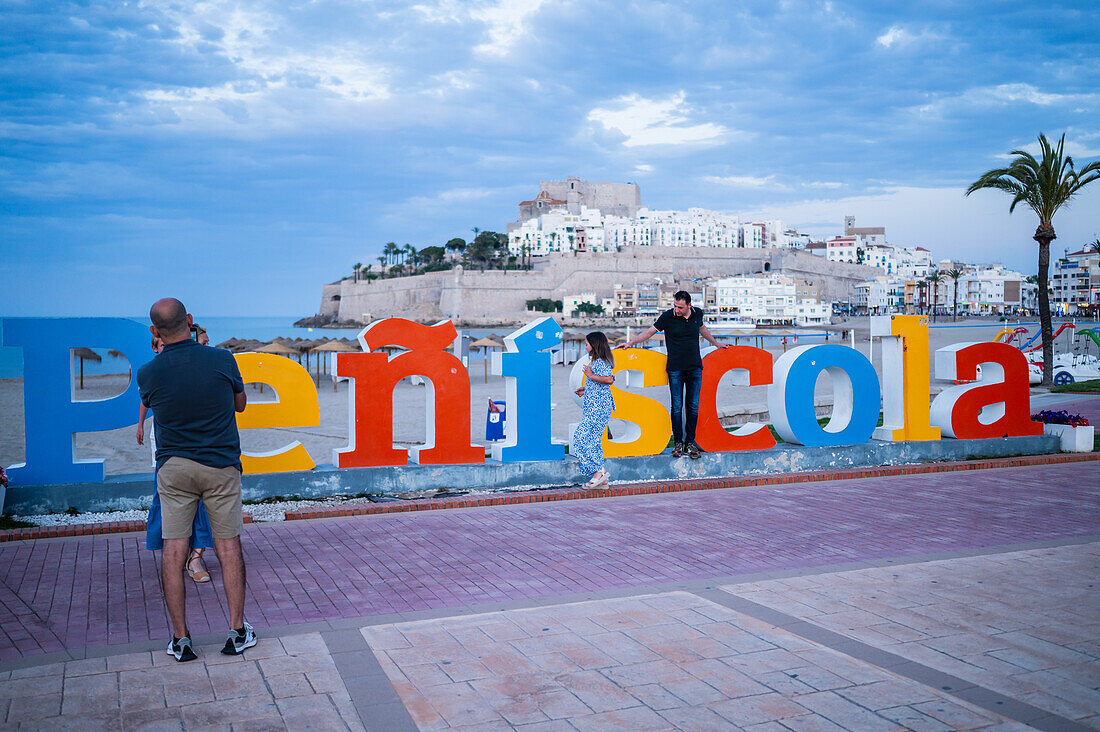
0, 460, 1098, 660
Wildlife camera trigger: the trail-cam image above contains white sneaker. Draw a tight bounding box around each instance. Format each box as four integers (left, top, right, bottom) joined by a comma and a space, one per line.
220, 621, 257, 655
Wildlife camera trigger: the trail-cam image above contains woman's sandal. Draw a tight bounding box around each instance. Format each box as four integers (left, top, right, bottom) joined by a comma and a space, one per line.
582, 470, 609, 490
187, 550, 211, 583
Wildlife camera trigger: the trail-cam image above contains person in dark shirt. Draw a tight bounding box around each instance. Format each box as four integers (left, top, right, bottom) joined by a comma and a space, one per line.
136, 298, 255, 662
619, 291, 727, 459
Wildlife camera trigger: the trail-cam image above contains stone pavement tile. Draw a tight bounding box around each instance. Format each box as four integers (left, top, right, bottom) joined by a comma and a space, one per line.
307, 667, 348, 694
120, 706, 185, 731
509, 720, 575, 732
620, 683, 687, 711
162, 673, 216, 707
330, 690, 366, 732
61, 671, 120, 714
275, 694, 349, 730
655, 705, 731, 731
230, 718, 289, 732
779, 665, 851, 692
415, 681, 505, 728
582, 630, 663, 664
694, 622, 779, 653
5, 691, 62, 723
756, 669, 817, 695
876, 704, 953, 732
911, 698, 1006, 729
8, 662, 65, 679
710, 692, 810, 726
776, 713, 850, 732
834, 679, 939, 711
0, 674, 64, 699
266, 671, 315, 698
552, 670, 640, 713
121, 682, 167, 712
680, 658, 771, 699
721, 648, 804, 674
106, 651, 155, 671
64, 656, 109, 676
527, 651, 583, 675
569, 705, 671, 731
793, 690, 905, 731
207, 661, 269, 701
179, 696, 282, 728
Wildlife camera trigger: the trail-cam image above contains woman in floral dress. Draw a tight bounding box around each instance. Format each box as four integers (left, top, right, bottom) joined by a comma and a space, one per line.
572, 332, 616, 489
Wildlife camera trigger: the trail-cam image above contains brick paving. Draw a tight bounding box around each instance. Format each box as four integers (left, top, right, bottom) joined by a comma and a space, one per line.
1, 455, 1099, 730
1, 462, 1098, 662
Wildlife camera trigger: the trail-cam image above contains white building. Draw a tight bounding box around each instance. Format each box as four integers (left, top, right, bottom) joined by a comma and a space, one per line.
510, 206, 806, 255
854, 277, 907, 314
952, 266, 1030, 315
710, 274, 831, 326
1052, 248, 1100, 313
821, 238, 933, 278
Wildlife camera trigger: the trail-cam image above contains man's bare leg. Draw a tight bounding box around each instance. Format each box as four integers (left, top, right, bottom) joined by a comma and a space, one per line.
213, 536, 246, 629
161, 538, 190, 637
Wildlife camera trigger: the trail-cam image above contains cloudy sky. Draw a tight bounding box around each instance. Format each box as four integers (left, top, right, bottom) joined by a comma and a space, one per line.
2, 0, 1098, 317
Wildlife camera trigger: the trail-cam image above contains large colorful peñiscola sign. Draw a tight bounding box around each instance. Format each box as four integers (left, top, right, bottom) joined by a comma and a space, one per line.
1, 315, 1041, 485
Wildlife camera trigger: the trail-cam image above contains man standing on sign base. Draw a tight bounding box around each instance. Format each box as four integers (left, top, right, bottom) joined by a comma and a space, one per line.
137, 298, 256, 662
619, 290, 728, 459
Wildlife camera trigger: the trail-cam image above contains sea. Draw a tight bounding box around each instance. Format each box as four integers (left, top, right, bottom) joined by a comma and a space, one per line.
0, 316, 504, 379
3, 315, 1095, 380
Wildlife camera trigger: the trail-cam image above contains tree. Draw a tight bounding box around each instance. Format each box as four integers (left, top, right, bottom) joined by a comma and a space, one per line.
576, 301, 604, 316
376, 255, 387, 273
445, 238, 466, 258
948, 268, 963, 321
966, 133, 1100, 385
926, 271, 943, 321
405, 244, 418, 271
383, 242, 399, 266
1086, 238, 1100, 254
353, 262, 361, 283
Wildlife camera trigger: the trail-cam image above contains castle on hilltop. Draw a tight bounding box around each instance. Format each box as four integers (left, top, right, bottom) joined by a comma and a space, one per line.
513, 177, 641, 226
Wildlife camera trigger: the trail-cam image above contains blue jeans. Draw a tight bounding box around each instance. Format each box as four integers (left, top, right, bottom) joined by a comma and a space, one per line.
667, 368, 703, 446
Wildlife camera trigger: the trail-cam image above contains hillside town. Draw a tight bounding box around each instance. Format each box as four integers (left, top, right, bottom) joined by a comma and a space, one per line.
504, 178, 1098, 326
320, 177, 1099, 328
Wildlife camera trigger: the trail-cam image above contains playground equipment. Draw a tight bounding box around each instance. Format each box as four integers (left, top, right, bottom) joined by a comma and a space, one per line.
1021, 322, 1075, 352
992, 326, 1029, 345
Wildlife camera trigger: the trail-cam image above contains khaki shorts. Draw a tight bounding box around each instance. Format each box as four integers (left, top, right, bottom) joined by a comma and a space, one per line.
157, 457, 243, 540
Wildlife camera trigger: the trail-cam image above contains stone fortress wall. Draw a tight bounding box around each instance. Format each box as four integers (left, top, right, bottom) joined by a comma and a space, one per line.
318, 246, 877, 326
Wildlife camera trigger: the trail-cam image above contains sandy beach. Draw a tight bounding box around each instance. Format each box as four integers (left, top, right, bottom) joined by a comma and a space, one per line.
0, 317, 1064, 478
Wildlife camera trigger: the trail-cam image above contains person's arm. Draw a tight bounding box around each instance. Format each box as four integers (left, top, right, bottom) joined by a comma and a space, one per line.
136, 402, 148, 444
582, 363, 615, 384
234, 390, 247, 412
618, 325, 658, 349
699, 323, 728, 349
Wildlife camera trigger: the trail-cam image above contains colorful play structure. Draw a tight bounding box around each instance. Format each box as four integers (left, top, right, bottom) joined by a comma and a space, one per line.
990, 322, 1100, 384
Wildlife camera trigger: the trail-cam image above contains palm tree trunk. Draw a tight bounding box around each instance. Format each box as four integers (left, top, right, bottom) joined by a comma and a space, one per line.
952, 285, 958, 322
1035, 224, 1055, 386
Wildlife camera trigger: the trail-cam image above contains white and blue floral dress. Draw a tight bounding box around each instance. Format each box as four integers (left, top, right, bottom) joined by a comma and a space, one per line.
573, 358, 615, 474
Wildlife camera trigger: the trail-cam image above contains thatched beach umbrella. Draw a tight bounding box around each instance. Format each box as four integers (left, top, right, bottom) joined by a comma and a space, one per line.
73, 347, 101, 390
255, 341, 301, 356
471, 336, 505, 382
310, 339, 358, 390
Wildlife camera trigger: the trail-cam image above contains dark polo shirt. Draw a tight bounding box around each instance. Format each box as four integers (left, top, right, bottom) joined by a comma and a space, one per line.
137, 339, 245, 471
653, 306, 705, 372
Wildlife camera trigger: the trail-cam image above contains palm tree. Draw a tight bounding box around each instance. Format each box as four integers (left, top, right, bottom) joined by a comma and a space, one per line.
927, 272, 943, 321
966, 133, 1100, 385
353, 262, 361, 283
405, 244, 418, 271
1086, 238, 1100, 254
383, 242, 399, 266
947, 268, 963, 321
376, 255, 387, 274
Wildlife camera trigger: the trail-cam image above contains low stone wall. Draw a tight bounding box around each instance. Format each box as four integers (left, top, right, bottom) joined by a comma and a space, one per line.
4, 434, 1061, 514
318, 247, 877, 324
